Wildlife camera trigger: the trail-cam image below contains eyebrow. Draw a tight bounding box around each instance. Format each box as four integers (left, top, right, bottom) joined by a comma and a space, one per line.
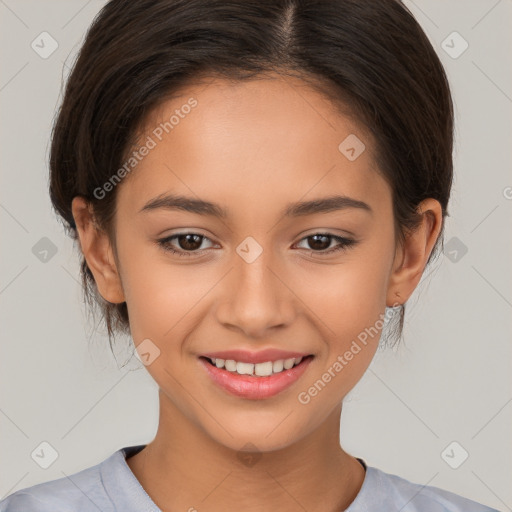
139, 193, 372, 218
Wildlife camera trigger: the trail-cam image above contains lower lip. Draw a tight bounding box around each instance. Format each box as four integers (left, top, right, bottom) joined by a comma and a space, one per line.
199, 356, 314, 400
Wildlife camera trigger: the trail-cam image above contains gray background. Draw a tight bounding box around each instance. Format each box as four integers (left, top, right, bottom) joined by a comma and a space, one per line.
1, 0, 511, 509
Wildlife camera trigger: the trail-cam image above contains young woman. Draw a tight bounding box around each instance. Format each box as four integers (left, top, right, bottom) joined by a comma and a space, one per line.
0, 0, 501, 511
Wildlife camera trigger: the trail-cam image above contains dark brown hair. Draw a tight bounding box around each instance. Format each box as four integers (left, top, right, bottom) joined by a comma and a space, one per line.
49, 0, 454, 352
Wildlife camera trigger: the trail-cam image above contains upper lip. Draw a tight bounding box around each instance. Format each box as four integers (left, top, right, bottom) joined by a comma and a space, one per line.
200, 348, 312, 364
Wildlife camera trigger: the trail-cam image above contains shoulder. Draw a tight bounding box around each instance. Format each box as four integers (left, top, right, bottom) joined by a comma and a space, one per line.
355, 465, 501, 512
0, 452, 117, 512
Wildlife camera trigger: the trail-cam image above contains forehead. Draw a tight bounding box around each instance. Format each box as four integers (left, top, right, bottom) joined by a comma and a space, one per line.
117, 74, 390, 220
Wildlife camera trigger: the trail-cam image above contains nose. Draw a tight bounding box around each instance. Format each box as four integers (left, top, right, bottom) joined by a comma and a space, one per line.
214, 249, 296, 338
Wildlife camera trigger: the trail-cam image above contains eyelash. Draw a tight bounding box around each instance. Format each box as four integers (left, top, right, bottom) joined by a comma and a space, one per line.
157, 232, 357, 258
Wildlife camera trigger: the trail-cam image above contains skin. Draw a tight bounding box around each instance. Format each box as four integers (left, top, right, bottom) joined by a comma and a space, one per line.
71, 73, 442, 512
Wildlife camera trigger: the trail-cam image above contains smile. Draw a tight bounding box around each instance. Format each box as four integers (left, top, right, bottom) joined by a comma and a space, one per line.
208, 356, 304, 376
199, 355, 314, 400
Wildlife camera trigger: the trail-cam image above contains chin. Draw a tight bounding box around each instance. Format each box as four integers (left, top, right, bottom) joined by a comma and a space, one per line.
198, 409, 312, 455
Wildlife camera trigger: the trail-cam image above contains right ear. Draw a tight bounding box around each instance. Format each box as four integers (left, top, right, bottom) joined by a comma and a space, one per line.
71, 196, 125, 304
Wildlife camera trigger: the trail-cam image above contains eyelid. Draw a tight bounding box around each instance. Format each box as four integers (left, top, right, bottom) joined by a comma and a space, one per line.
157, 230, 358, 258
159, 231, 216, 249
299, 227, 356, 238
294, 233, 357, 253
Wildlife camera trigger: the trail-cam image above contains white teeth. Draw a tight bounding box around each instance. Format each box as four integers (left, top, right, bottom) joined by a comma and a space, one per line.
208, 356, 306, 377
236, 361, 254, 375
283, 358, 295, 370
272, 360, 284, 373
225, 359, 237, 372
255, 361, 273, 377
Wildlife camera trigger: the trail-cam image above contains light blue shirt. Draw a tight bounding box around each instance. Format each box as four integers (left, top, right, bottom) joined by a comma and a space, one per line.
0, 445, 501, 511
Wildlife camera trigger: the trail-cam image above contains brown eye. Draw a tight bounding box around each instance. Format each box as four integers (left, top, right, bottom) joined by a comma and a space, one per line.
175, 234, 203, 251
296, 233, 357, 255
157, 233, 214, 257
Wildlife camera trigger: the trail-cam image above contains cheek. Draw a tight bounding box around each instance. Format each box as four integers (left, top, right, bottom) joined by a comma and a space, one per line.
120, 247, 217, 343
294, 241, 393, 379
120, 223, 394, 354
298, 249, 392, 330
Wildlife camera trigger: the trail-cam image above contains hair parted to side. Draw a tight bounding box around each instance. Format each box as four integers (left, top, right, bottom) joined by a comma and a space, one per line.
49, 0, 454, 353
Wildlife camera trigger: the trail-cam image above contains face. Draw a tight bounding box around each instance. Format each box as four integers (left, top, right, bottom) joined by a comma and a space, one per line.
74, 74, 434, 453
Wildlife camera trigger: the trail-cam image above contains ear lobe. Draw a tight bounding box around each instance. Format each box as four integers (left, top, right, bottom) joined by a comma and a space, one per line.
71, 196, 126, 304
386, 199, 443, 307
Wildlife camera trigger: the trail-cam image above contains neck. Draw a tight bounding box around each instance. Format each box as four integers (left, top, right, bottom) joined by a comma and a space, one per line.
126, 392, 365, 512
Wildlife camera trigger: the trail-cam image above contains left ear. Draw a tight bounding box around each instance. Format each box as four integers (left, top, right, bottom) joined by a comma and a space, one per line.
386, 198, 443, 307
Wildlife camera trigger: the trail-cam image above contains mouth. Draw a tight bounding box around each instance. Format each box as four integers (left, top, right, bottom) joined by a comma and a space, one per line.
199, 354, 314, 400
